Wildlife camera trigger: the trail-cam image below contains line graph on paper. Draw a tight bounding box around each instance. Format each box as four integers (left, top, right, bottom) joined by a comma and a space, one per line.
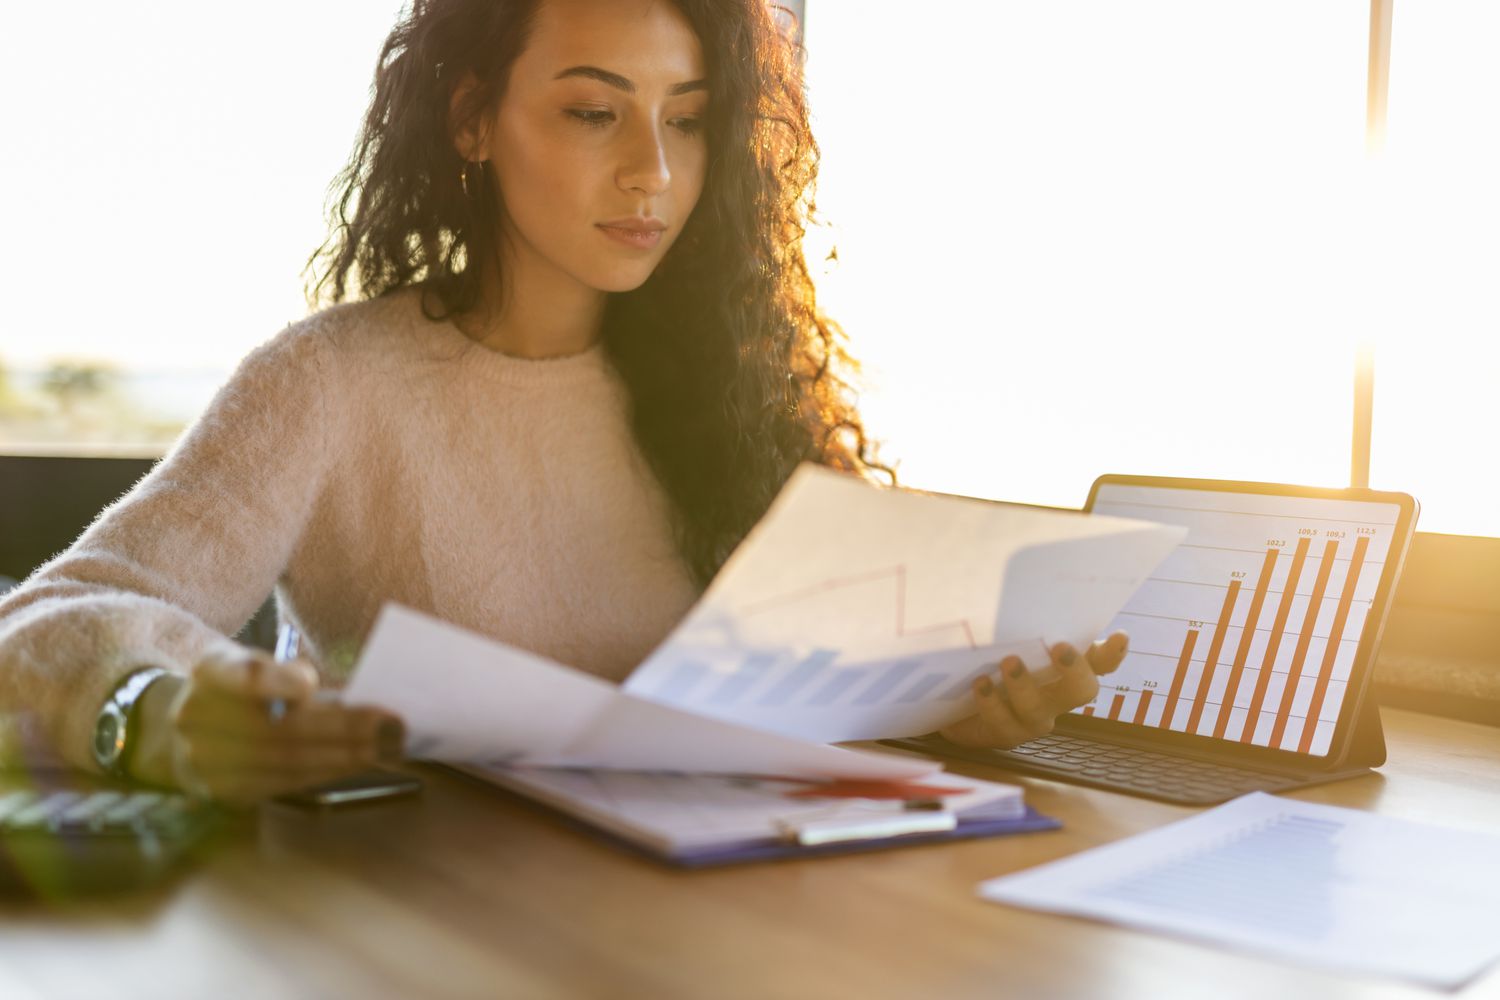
623, 562, 1050, 742
1080, 485, 1402, 756
618, 461, 1187, 744
737, 563, 982, 650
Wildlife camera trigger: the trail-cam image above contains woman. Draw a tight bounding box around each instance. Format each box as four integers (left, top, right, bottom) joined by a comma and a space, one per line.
0, 0, 1126, 805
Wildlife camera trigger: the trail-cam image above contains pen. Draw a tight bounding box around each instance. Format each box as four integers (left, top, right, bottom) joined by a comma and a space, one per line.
779, 807, 957, 846
268, 622, 300, 724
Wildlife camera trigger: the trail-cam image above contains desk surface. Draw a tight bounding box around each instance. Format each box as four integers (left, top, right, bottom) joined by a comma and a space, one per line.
3, 706, 1499, 1000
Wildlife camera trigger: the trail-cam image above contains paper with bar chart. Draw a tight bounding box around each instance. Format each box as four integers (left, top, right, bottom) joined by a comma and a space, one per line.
343, 603, 943, 781
623, 463, 1186, 743
1077, 484, 1404, 755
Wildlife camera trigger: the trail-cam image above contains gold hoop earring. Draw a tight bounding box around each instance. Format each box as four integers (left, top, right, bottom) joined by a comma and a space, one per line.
461, 160, 485, 199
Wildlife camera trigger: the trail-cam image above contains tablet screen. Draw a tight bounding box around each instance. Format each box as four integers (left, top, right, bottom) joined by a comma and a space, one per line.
1079, 481, 1408, 757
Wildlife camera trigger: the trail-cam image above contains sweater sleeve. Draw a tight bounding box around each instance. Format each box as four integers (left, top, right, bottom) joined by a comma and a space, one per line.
0, 321, 331, 772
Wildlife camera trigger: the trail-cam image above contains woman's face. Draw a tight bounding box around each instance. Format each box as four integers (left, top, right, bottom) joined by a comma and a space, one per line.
462, 0, 709, 294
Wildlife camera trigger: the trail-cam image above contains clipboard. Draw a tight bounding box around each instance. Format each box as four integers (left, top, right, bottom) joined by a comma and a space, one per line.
439, 763, 1060, 867
656, 807, 1059, 868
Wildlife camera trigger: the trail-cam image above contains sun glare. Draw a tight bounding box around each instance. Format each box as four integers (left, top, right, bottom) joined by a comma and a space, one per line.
803, 1, 1496, 537
1364, 1, 1500, 536
0, 2, 1494, 533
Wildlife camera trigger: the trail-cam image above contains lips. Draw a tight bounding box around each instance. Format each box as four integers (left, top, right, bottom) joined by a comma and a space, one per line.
597, 216, 667, 250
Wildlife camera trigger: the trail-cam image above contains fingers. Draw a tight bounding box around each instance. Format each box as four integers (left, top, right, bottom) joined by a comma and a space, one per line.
1086, 631, 1130, 675
180, 730, 381, 775
192, 646, 319, 703
1051, 641, 1102, 709
176, 703, 401, 763
940, 643, 1106, 749
177, 760, 379, 810
170, 708, 405, 808
169, 719, 372, 808
993, 655, 1055, 737
940, 655, 1057, 749
177, 691, 399, 746
167, 653, 407, 806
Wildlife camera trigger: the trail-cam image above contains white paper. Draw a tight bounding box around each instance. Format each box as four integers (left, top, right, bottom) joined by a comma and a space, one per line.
977, 792, 1500, 989
457, 767, 1024, 854
624, 463, 1186, 740
341, 465, 1182, 776
343, 603, 616, 762
342, 603, 939, 781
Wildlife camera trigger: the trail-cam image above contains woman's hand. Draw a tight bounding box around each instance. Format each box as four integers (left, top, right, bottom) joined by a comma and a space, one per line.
938, 631, 1130, 749
129, 644, 405, 808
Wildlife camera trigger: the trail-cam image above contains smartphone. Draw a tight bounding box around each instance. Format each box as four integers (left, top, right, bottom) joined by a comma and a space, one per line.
273, 770, 424, 808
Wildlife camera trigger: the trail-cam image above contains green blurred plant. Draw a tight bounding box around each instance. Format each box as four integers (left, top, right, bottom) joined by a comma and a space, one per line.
0, 356, 188, 448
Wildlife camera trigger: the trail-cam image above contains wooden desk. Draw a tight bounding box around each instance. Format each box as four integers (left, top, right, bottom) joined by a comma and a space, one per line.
3, 707, 1500, 999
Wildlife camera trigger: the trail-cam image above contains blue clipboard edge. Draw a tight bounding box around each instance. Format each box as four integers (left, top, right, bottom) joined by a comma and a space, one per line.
663, 806, 1061, 868
431, 763, 1061, 868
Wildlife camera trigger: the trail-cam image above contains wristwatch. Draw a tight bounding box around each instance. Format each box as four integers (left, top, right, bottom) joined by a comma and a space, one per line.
92, 667, 172, 779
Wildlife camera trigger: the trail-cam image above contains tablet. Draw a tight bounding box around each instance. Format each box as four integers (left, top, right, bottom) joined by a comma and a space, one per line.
1076, 475, 1418, 767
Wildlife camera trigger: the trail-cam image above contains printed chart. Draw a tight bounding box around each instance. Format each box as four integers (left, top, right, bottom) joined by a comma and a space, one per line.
1080, 485, 1403, 755
625, 563, 1045, 743
622, 461, 1185, 744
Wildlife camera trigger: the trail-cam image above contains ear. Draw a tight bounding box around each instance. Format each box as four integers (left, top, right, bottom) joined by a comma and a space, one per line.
448, 69, 491, 161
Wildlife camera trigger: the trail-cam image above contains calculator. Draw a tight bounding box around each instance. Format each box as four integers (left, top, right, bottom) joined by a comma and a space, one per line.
0, 786, 225, 896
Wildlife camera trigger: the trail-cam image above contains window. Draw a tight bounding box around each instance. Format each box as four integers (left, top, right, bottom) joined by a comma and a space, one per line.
1366, 1, 1500, 538
0, 2, 401, 452
3, 2, 1495, 545
802, 1, 1499, 543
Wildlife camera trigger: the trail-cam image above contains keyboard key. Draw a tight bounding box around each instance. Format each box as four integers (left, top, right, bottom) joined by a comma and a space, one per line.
0, 791, 39, 822
898, 732, 1311, 806
98, 793, 165, 829
56, 792, 126, 829
8, 792, 83, 830
141, 798, 206, 835
0, 788, 224, 895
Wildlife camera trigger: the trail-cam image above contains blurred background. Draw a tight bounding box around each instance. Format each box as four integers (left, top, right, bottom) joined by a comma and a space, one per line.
0, 1, 1495, 538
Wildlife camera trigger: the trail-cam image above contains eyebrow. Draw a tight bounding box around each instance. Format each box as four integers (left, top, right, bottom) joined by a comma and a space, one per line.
553, 65, 708, 96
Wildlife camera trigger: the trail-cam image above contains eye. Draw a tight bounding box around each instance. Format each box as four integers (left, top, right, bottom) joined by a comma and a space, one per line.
671, 116, 704, 137
566, 108, 615, 128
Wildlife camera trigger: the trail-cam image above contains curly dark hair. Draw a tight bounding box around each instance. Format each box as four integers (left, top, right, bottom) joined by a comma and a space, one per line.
302, 0, 896, 588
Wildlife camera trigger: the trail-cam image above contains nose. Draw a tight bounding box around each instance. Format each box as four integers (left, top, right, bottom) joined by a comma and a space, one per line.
617, 119, 671, 197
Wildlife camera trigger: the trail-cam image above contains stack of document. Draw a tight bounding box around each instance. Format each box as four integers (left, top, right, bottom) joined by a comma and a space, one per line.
343, 462, 1184, 779
340, 463, 1182, 861
454, 766, 1056, 865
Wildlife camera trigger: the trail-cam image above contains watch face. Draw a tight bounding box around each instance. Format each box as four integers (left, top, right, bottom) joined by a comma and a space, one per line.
92, 669, 169, 775
93, 707, 124, 767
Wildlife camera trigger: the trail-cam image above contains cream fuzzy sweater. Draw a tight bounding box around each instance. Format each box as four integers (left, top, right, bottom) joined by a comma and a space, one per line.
0, 286, 703, 772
